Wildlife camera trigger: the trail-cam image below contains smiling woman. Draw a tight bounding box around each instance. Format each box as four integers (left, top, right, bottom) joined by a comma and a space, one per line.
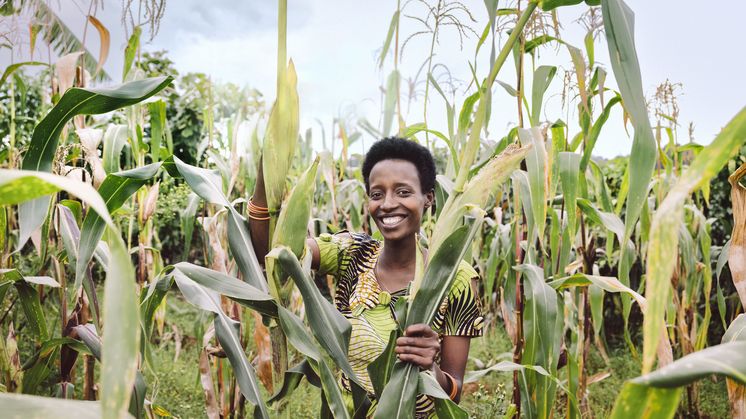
249, 137, 483, 417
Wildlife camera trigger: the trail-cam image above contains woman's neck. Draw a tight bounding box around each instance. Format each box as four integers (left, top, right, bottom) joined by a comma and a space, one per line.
379, 234, 417, 270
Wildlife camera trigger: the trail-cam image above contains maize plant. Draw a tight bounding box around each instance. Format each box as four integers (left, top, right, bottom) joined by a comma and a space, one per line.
1, 0, 745, 418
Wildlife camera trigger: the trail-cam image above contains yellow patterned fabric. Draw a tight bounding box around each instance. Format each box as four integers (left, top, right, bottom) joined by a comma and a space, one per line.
314, 231, 484, 417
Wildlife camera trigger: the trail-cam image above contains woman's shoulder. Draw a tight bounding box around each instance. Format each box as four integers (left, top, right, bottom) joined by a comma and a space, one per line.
448, 260, 480, 296
316, 230, 380, 257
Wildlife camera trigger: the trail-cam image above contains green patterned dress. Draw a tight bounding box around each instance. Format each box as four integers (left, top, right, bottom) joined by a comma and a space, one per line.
314, 231, 484, 417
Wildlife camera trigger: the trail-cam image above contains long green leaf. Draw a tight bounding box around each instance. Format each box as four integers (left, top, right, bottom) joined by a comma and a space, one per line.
609, 382, 680, 419
262, 60, 300, 212
171, 156, 268, 292
378, 10, 400, 68
76, 163, 162, 297
171, 263, 276, 318
642, 107, 746, 373
0, 393, 125, 419
18, 76, 171, 248
0, 169, 112, 226
559, 152, 581, 239
0, 61, 47, 89
518, 127, 548, 246
272, 247, 358, 384
515, 264, 560, 418
101, 228, 140, 419
601, 2, 657, 292
102, 125, 129, 174
418, 372, 468, 419
382, 70, 400, 137
171, 269, 270, 418
530, 65, 556, 126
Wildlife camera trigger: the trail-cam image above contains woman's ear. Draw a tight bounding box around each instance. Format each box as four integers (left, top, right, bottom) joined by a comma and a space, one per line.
425, 190, 435, 209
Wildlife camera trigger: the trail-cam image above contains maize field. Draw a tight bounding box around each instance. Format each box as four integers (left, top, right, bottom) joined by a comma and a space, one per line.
0, 0, 745, 418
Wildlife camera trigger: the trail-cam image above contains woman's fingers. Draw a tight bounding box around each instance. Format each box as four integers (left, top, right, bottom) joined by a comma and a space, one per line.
396, 336, 439, 348
395, 345, 436, 358
404, 323, 437, 338
396, 353, 432, 368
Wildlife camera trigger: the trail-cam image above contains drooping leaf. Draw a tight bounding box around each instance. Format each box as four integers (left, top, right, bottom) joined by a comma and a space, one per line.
76, 163, 162, 296
0, 393, 123, 419
171, 269, 270, 418
271, 247, 358, 384
86, 15, 110, 77
642, 107, 746, 373
18, 76, 171, 248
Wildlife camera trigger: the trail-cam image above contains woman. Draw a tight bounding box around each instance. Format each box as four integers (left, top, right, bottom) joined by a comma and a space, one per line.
249, 137, 483, 417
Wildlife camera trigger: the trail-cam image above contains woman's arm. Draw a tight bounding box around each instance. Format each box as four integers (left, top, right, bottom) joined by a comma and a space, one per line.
248, 159, 321, 269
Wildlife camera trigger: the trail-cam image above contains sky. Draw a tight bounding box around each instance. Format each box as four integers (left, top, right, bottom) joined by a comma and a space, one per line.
5, 0, 745, 159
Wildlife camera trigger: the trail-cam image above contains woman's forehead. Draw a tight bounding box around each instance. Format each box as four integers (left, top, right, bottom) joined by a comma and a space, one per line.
368, 159, 420, 186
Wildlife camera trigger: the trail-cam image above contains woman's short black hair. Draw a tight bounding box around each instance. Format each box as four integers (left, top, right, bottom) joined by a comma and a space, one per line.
362, 137, 436, 193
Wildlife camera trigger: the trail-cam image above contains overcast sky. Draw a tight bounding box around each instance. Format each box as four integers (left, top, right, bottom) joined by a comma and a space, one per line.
6, 0, 745, 158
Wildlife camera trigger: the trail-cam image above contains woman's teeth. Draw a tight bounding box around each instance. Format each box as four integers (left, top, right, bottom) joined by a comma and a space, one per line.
382, 216, 404, 226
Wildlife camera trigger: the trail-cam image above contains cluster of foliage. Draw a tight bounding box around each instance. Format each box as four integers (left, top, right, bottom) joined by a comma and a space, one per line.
1, 0, 746, 418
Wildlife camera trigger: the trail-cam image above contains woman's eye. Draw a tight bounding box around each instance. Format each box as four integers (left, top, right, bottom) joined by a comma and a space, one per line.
370, 192, 383, 199
397, 190, 411, 196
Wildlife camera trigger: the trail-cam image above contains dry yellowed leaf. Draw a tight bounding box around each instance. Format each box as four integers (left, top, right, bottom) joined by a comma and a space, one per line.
142, 182, 160, 222
252, 311, 273, 393
55, 51, 84, 96
76, 128, 106, 188
87, 15, 110, 77
200, 324, 220, 419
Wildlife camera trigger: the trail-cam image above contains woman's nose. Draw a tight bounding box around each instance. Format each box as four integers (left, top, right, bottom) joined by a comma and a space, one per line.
380, 192, 398, 210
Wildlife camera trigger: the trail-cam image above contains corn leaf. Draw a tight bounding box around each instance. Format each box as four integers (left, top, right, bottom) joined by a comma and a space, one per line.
609, 383, 680, 419
643, 107, 746, 373
171, 156, 268, 292
171, 269, 270, 418
418, 372, 468, 419
0, 393, 122, 419
171, 263, 276, 318
262, 60, 300, 212
101, 228, 140, 419
277, 307, 350, 419
102, 125, 129, 174
518, 128, 548, 246
515, 264, 560, 418
530, 65, 556, 126
375, 211, 484, 419
18, 76, 171, 249
559, 152, 581, 239
600, 0, 656, 243
272, 246, 359, 384
76, 163, 162, 299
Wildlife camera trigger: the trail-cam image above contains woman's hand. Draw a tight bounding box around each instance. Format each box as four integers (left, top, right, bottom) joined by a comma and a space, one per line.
395, 324, 441, 370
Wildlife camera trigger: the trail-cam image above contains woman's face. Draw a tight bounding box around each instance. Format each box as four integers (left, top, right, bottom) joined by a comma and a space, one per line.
367, 159, 434, 243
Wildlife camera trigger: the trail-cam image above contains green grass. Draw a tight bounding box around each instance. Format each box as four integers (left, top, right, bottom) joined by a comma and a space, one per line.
142, 294, 729, 418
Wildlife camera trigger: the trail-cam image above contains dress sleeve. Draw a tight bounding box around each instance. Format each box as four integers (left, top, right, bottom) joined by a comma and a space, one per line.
313, 232, 354, 276
443, 261, 484, 337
